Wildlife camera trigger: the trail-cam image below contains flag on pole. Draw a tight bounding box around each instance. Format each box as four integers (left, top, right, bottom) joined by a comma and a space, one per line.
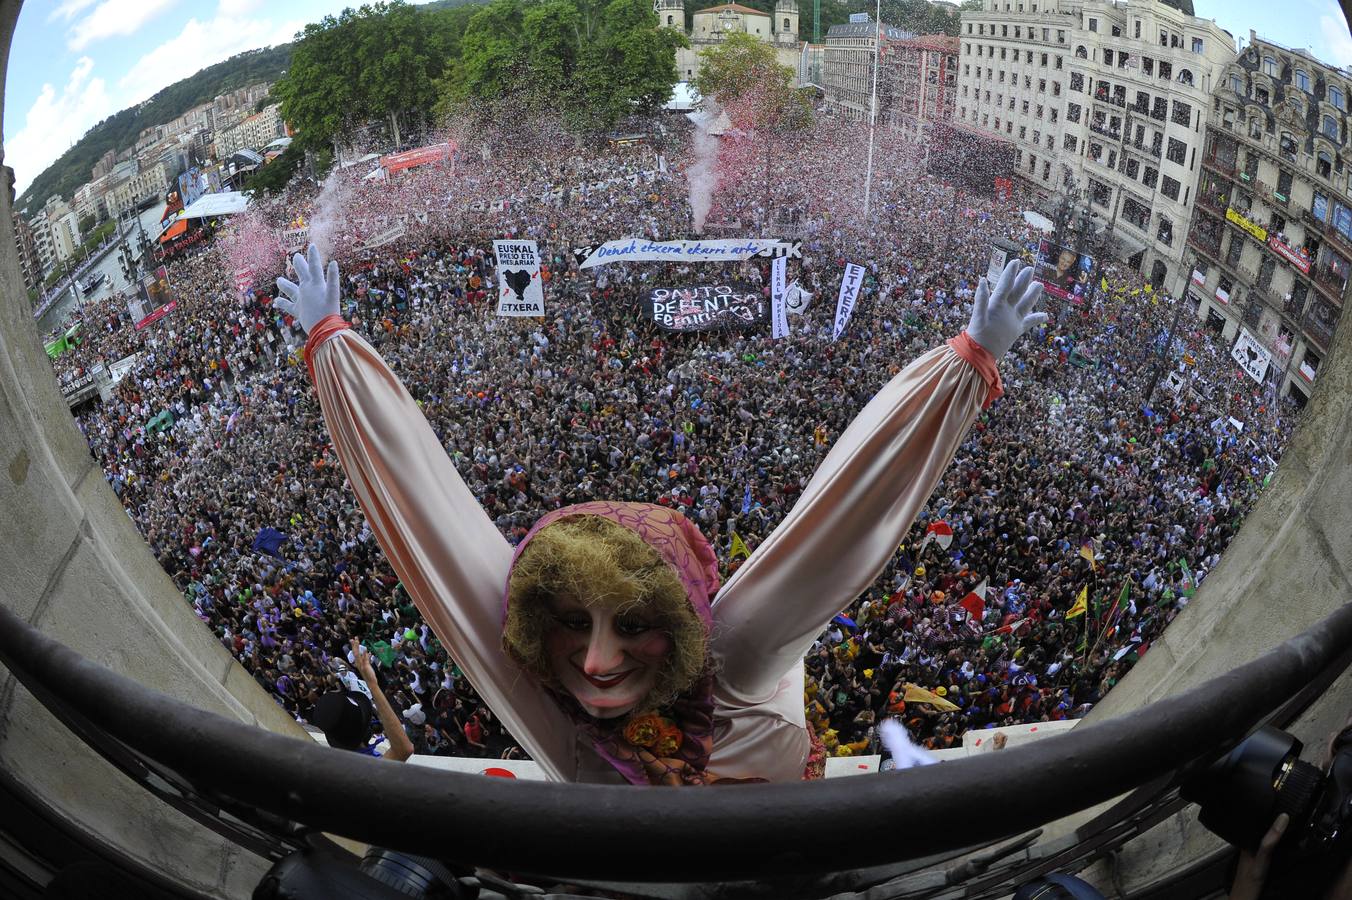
1178, 559, 1197, 597
1103, 581, 1129, 629
925, 520, 954, 550
1078, 539, 1098, 564
729, 532, 751, 560
771, 255, 789, 339
992, 617, 1028, 635
1066, 585, 1088, 619
902, 685, 959, 712
833, 263, 866, 341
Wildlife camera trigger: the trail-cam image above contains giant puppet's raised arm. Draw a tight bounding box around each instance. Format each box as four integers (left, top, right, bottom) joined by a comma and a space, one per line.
278, 246, 575, 778
709, 259, 1046, 703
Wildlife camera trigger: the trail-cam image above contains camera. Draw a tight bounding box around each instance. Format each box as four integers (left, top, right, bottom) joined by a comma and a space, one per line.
1181, 724, 1352, 893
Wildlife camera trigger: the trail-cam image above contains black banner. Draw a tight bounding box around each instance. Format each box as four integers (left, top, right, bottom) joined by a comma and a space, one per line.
645, 284, 766, 332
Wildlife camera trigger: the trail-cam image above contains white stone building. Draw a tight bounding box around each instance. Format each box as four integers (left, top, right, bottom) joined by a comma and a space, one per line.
213, 103, 285, 162
660, 0, 802, 84
956, 0, 1235, 291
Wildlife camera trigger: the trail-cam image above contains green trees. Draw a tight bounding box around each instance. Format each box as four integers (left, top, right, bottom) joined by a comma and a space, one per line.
449, 0, 685, 129
275, 2, 457, 154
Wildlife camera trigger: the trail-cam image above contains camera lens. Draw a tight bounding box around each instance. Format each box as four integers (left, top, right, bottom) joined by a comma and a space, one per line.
1182, 726, 1316, 853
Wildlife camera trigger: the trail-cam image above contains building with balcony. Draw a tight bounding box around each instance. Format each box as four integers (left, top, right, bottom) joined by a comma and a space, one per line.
1185, 32, 1351, 406
882, 34, 959, 142
821, 19, 915, 122
213, 103, 286, 162
11, 212, 41, 296
956, 0, 1234, 291
662, 0, 803, 84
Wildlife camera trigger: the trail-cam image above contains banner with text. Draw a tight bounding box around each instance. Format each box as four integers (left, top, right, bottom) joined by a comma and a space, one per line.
771, 256, 788, 339
574, 238, 801, 269
493, 239, 545, 316
645, 284, 765, 332
833, 263, 866, 341
1231, 327, 1272, 384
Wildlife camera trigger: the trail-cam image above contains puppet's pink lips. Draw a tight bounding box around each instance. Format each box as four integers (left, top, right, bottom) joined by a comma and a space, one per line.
575, 666, 636, 689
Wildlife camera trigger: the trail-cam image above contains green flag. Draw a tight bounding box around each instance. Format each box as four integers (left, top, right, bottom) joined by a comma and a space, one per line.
369, 640, 396, 667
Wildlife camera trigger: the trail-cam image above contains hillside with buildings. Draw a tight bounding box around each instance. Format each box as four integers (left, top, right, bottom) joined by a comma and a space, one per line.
15, 44, 292, 217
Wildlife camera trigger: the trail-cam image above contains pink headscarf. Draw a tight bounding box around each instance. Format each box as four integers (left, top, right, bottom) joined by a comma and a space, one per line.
504, 501, 728, 785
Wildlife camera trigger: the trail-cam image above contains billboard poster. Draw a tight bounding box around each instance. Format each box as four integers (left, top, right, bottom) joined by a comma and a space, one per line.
645, 284, 765, 332
1034, 239, 1095, 302
1191, 268, 1207, 287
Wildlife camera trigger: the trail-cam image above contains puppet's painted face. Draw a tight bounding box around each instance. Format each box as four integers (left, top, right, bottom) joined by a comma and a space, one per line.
544, 597, 673, 719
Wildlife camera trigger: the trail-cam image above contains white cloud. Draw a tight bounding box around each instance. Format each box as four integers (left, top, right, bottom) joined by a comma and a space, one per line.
217, 0, 266, 16
7, 57, 112, 200
117, 11, 303, 107
1320, 3, 1352, 67
67, 0, 180, 51
48, 0, 98, 23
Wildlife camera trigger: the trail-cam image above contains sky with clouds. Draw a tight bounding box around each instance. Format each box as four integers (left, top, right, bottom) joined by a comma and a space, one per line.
4, 0, 1350, 201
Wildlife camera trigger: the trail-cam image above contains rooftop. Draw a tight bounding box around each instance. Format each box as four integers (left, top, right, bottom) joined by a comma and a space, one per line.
694, 3, 770, 17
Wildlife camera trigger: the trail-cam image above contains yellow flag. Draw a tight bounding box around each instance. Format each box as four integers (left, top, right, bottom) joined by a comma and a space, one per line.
1067, 585, 1088, 619
1100, 276, 1109, 292
729, 531, 751, 560
903, 684, 959, 712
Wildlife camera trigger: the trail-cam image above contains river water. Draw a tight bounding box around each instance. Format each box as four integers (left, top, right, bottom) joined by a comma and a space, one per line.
36, 206, 168, 337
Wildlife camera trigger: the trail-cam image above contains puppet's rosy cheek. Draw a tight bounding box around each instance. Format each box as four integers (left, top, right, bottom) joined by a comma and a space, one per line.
635, 633, 672, 661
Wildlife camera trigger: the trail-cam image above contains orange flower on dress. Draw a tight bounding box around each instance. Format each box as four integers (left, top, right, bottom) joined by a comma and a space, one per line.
653, 721, 684, 757
623, 714, 664, 748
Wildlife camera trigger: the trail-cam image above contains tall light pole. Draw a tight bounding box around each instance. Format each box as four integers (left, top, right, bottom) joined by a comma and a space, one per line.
862, 0, 881, 220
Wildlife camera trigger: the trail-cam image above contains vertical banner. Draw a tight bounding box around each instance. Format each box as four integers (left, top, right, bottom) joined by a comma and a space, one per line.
833, 263, 866, 341
493, 239, 545, 316
986, 247, 1007, 285
771, 256, 788, 339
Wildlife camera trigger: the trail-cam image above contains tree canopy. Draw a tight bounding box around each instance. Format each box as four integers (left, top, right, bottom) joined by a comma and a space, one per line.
447, 0, 685, 130
695, 32, 812, 134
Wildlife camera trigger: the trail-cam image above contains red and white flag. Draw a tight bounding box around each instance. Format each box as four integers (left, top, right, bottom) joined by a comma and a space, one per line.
924, 520, 954, 550
957, 578, 987, 626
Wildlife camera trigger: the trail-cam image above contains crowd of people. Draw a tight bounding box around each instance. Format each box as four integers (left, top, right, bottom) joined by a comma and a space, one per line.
41, 109, 1300, 763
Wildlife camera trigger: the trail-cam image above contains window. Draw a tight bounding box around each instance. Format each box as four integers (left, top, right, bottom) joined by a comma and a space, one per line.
1050, 108, 1058, 123
1280, 131, 1297, 160
1151, 97, 1168, 121
1015, 26, 1021, 38
1067, 101, 1081, 122
1039, 78, 1046, 92
1064, 133, 1077, 150
1042, 53, 1048, 66
1192, 37, 1204, 53
1022, 99, 1029, 113
1324, 116, 1339, 140
1104, 49, 1114, 66
1057, 29, 1065, 43
1123, 197, 1150, 230
1088, 17, 1097, 32
1263, 56, 1277, 77
1143, 165, 1159, 188
1166, 138, 1187, 164
1179, 69, 1194, 86
1053, 81, 1061, 97
1296, 70, 1311, 92
999, 70, 1006, 82
1037, 104, 1044, 119
1318, 150, 1333, 178
1255, 86, 1270, 106
1111, 24, 1121, 37
1229, 74, 1243, 95
1055, 56, 1062, 70
1135, 19, 1141, 39
1020, 126, 1027, 139
1070, 72, 1084, 92
1332, 86, 1347, 111
1143, 56, 1154, 76
1026, 50, 1033, 63
1125, 157, 1139, 178
1076, 45, 1088, 59
1161, 175, 1180, 200
964, 64, 970, 75
1172, 100, 1192, 127
1042, 28, 1049, 41
1002, 24, 1008, 36
1159, 61, 1172, 81
1000, 47, 1006, 60
1043, 160, 1051, 180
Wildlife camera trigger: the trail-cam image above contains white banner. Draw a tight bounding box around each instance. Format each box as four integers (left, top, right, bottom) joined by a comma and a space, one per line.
771, 256, 788, 339
573, 238, 801, 269
493, 239, 545, 316
833, 263, 866, 341
986, 247, 1008, 285
1231, 328, 1271, 384
282, 226, 310, 253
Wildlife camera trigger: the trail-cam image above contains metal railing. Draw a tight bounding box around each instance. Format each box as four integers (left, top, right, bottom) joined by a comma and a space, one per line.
2, 598, 1352, 890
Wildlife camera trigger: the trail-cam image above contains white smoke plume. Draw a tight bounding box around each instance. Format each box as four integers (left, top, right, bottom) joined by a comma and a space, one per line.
306, 169, 350, 260
685, 101, 722, 234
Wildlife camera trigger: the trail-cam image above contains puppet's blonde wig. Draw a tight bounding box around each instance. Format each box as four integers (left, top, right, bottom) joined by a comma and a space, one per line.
503, 515, 707, 710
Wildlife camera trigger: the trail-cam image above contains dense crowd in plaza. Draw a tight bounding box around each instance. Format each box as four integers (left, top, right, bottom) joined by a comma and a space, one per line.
42, 111, 1299, 762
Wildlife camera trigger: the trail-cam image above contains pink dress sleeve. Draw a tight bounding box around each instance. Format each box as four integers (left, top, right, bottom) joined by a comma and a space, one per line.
710, 337, 997, 703
309, 327, 576, 778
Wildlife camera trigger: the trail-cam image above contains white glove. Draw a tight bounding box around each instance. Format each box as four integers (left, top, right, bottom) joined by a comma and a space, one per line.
274, 244, 341, 335
966, 257, 1048, 358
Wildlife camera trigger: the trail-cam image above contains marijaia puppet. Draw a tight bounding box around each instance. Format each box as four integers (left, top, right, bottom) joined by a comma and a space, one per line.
276, 245, 1045, 785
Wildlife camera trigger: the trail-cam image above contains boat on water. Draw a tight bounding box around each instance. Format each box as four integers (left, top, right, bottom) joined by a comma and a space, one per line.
79, 272, 107, 295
